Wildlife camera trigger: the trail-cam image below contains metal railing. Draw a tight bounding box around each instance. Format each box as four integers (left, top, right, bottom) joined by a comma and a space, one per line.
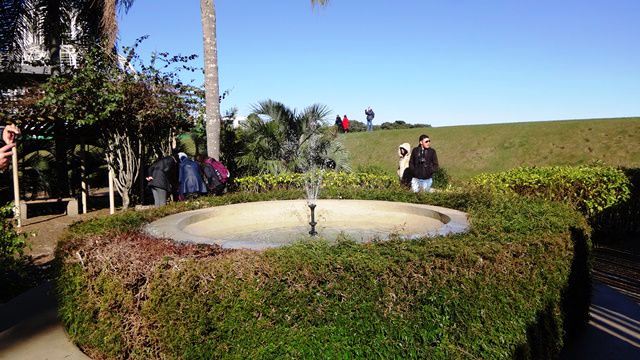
1, 43, 80, 74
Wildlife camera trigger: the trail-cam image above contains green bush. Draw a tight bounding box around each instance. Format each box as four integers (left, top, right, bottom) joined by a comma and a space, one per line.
234, 171, 404, 193
56, 188, 589, 359
1, 202, 30, 302
589, 167, 640, 248
353, 164, 392, 176
471, 165, 631, 216
233, 170, 451, 194
432, 167, 451, 189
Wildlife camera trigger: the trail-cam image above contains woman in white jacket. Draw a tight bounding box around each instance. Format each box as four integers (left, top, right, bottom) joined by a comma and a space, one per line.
397, 143, 412, 186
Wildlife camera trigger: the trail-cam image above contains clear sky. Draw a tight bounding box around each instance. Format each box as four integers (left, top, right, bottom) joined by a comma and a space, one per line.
118, 0, 640, 127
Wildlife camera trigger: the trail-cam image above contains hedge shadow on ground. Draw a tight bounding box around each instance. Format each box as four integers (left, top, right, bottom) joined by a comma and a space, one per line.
515, 226, 591, 359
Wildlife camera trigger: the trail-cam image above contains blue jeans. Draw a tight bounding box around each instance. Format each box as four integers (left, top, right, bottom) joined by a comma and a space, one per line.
411, 178, 433, 193
367, 120, 373, 131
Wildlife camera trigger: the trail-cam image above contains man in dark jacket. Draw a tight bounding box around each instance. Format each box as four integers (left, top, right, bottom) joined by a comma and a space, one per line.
177, 152, 208, 200
146, 153, 178, 207
408, 134, 439, 193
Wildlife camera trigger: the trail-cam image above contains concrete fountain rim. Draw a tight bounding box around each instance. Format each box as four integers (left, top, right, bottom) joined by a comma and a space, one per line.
144, 199, 469, 250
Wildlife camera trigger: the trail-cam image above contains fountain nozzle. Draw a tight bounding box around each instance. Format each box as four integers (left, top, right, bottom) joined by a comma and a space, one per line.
308, 203, 318, 236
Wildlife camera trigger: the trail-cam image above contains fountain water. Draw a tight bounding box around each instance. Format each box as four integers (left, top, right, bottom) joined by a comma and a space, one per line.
301, 115, 324, 236
304, 169, 323, 236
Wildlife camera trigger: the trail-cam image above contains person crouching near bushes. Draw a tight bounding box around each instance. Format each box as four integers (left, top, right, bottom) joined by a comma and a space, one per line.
408, 134, 439, 193
146, 151, 179, 207
397, 142, 412, 187
196, 154, 229, 195
177, 152, 208, 200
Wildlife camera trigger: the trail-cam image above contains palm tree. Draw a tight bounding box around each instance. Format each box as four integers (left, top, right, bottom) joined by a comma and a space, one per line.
199, 0, 220, 160
199, 0, 330, 160
237, 100, 349, 175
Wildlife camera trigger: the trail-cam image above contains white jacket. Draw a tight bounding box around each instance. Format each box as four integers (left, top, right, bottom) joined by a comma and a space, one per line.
397, 143, 411, 179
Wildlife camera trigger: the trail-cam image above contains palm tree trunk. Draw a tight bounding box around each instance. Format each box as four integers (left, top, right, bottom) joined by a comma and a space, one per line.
200, 0, 221, 160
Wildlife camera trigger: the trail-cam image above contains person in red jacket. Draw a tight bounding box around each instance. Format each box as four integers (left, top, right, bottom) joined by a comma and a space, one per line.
342, 115, 350, 133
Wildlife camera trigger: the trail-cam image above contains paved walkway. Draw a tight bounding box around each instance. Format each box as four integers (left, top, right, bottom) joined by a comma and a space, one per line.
562, 246, 640, 359
562, 282, 640, 359
0, 282, 88, 360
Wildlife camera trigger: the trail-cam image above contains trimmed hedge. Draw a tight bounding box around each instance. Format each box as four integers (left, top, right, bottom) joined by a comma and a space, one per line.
470, 165, 631, 216
589, 167, 640, 248
56, 188, 590, 359
233, 170, 450, 194
234, 172, 403, 193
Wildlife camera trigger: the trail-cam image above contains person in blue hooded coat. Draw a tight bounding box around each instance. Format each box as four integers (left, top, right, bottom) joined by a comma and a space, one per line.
177, 152, 208, 200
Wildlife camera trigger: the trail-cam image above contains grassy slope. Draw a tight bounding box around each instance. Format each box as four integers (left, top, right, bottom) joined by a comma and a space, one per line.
342, 117, 640, 179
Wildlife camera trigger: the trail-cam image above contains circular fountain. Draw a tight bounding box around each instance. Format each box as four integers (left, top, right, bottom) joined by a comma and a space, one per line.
145, 199, 468, 250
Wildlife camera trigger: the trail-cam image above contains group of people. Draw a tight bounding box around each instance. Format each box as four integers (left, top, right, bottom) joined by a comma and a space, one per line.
334, 107, 376, 133
146, 151, 229, 207
334, 114, 350, 133
398, 134, 439, 193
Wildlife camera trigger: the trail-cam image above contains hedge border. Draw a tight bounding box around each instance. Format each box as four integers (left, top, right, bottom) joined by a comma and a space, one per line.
56, 188, 590, 359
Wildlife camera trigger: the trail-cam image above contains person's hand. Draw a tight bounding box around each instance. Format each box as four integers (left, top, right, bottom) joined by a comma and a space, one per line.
3, 124, 20, 145
0, 143, 15, 171
146, 176, 153, 181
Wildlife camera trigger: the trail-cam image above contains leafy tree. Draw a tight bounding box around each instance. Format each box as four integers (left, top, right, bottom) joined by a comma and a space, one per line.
1, 0, 136, 197
3, 41, 197, 208
379, 120, 431, 130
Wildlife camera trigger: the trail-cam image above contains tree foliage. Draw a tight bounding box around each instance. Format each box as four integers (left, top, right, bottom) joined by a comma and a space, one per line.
2, 39, 199, 208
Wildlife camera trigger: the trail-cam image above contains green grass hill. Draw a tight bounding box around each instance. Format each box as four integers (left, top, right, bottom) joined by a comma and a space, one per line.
342, 117, 640, 179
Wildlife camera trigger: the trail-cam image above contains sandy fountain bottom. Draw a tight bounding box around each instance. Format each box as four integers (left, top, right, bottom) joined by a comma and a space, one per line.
145, 200, 469, 250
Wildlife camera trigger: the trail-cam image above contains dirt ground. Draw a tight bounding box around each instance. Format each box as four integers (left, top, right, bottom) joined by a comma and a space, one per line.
18, 208, 112, 264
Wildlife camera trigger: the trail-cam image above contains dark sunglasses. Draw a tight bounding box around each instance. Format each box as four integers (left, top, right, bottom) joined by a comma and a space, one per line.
423, 139, 430, 143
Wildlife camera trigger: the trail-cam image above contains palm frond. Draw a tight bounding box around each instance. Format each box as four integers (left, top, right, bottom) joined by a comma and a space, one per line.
0, 0, 35, 61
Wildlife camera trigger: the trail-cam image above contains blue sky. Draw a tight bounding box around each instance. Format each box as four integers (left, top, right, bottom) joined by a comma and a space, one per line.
118, 0, 640, 127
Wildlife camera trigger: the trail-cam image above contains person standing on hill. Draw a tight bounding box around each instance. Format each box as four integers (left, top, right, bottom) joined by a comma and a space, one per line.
342, 115, 350, 133
409, 134, 439, 193
365, 107, 375, 132
335, 115, 343, 133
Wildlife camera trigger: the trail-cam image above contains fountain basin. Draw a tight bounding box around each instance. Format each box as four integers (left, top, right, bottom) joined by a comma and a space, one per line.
145, 200, 469, 250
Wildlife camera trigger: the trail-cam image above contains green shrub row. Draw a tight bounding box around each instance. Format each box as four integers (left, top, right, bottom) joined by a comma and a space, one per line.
56, 188, 590, 359
233, 170, 450, 194
470, 165, 631, 216
234, 171, 403, 193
